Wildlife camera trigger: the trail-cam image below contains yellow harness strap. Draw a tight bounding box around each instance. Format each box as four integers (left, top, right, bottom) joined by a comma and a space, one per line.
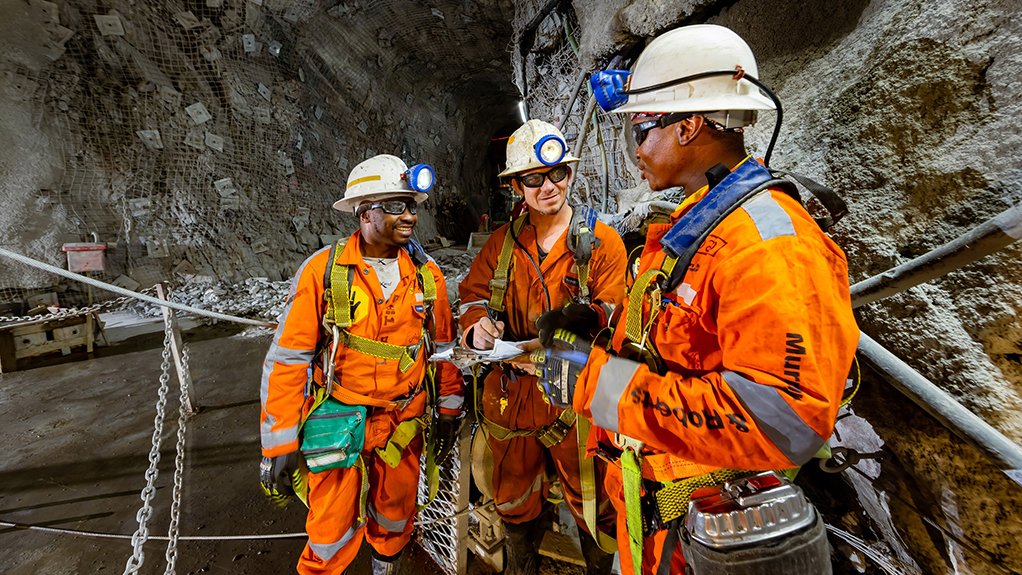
478, 405, 575, 447
623, 261, 672, 344
650, 468, 752, 528
488, 215, 527, 313
376, 417, 427, 468
576, 416, 617, 553
622, 448, 644, 575
325, 239, 437, 373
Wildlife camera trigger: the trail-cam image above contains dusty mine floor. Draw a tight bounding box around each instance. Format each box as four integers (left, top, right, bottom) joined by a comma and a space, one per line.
0, 330, 590, 574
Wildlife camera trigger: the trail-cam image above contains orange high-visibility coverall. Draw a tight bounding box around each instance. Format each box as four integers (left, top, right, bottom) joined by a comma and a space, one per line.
261, 231, 463, 574
573, 162, 859, 574
459, 214, 627, 536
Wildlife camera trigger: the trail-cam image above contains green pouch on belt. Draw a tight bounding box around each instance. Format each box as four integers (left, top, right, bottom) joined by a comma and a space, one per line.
301, 397, 367, 473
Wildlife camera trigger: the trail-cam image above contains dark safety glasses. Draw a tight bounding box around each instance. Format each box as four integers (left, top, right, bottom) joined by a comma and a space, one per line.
361, 199, 417, 216
631, 112, 693, 147
517, 165, 571, 188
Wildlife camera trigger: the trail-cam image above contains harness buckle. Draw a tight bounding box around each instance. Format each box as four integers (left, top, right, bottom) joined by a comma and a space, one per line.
641, 484, 668, 537
538, 416, 573, 448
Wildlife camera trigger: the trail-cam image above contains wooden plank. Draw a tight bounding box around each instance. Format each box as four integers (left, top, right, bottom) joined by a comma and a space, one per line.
9, 315, 86, 337
0, 329, 16, 373
14, 335, 88, 359
455, 423, 472, 575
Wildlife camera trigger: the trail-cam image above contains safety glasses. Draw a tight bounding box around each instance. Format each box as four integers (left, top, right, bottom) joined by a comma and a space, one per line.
362, 199, 417, 216
517, 165, 571, 188
631, 112, 693, 147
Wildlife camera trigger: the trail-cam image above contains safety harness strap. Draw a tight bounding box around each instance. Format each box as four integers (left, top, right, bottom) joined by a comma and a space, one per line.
623, 266, 668, 344
488, 215, 527, 313
478, 405, 576, 447
646, 468, 752, 534
622, 448, 645, 575
376, 417, 427, 468
324, 238, 438, 374
569, 205, 599, 305
419, 425, 441, 511
338, 330, 421, 373
576, 416, 618, 553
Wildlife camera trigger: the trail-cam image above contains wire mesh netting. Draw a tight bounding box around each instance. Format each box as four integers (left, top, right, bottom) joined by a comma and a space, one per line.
416, 427, 471, 575
0, 0, 516, 314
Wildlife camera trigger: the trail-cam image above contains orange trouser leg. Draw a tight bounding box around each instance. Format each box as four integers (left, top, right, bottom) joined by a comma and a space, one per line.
482, 368, 615, 537
297, 437, 423, 574
364, 436, 423, 557
298, 465, 365, 575
482, 368, 552, 523
605, 464, 685, 575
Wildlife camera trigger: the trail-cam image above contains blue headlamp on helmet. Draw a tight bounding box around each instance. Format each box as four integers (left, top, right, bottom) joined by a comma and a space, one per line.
534, 134, 567, 166
591, 69, 633, 112
403, 163, 435, 193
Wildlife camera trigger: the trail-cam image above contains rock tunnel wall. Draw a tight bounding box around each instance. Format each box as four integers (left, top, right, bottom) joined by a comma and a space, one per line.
0, 0, 518, 306
510, 0, 1022, 572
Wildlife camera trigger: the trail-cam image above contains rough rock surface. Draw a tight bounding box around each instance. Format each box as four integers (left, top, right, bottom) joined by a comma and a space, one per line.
510, 0, 1022, 572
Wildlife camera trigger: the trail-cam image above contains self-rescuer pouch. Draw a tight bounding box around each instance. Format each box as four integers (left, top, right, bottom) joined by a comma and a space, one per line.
301, 397, 367, 472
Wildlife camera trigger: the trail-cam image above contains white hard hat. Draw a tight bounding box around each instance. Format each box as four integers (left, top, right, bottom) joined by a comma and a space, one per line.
615, 24, 775, 122
333, 154, 430, 213
498, 119, 580, 178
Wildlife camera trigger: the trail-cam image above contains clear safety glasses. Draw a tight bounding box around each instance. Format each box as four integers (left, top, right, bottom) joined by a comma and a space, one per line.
517, 165, 571, 188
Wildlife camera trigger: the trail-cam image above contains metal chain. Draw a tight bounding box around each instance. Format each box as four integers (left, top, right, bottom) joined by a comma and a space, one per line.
123, 319, 174, 575
163, 340, 191, 574
0, 286, 158, 325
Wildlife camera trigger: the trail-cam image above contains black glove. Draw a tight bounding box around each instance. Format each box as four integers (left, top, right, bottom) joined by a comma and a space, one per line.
432, 414, 462, 466
259, 452, 299, 507
536, 303, 600, 347
532, 329, 593, 408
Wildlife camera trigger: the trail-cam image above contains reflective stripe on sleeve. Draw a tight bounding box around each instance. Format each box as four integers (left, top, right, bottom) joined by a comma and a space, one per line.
721, 370, 824, 465
260, 249, 325, 452
260, 420, 299, 451
590, 356, 640, 433
742, 193, 796, 241
266, 342, 316, 365
459, 299, 488, 315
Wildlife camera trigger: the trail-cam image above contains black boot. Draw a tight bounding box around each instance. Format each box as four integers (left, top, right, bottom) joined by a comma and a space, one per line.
503, 517, 544, 575
579, 530, 615, 575
370, 549, 401, 575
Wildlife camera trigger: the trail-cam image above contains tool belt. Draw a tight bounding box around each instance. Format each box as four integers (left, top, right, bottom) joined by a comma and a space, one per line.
481, 406, 577, 448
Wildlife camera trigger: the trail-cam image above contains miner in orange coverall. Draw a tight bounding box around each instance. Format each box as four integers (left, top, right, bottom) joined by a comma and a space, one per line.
533, 25, 860, 574
459, 119, 627, 574
259, 154, 464, 575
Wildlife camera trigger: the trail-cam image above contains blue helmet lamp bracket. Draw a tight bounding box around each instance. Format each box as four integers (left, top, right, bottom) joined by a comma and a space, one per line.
534, 134, 567, 166
403, 163, 435, 193
591, 69, 632, 112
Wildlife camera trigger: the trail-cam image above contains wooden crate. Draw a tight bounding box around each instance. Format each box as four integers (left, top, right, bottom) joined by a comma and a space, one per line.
0, 314, 95, 373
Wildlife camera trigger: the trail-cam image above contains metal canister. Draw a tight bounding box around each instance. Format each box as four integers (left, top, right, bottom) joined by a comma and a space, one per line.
680, 471, 831, 575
